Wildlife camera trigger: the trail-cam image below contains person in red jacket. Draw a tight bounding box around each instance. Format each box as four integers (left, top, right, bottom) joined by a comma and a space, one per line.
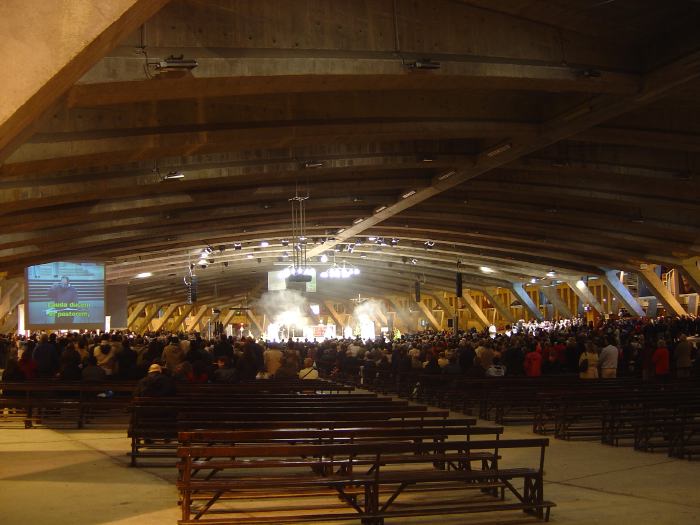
651, 339, 670, 381
524, 348, 542, 377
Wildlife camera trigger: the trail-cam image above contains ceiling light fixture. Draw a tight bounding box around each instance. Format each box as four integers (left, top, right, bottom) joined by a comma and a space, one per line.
303, 161, 324, 169
162, 170, 185, 180
484, 142, 512, 158
260, 241, 269, 247
480, 266, 495, 274
135, 272, 152, 279
401, 189, 417, 199
437, 170, 456, 181
374, 205, 387, 213
353, 217, 364, 224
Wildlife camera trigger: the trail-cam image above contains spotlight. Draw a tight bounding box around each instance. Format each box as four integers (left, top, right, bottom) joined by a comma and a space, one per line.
281, 239, 289, 246
368, 236, 377, 241
405, 58, 441, 70
391, 238, 399, 246
546, 270, 556, 278
233, 243, 242, 250
162, 170, 185, 181
410, 258, 418, 265
204, 246, 214, 254
154, 55, 198, 72
135, 272, 152, 279
260, 241, 269, 247
424, 241, 435, 249
320, 254, 328, 263
374, 205, 387, 213
480, 266, 495, 274
353, 217, 364, 224
401, 189, 417, 199
530, 278, 538, 284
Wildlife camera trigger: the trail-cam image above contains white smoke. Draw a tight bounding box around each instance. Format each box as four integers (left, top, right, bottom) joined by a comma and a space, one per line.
352, 299, 385, 340
256, 290, 310, 341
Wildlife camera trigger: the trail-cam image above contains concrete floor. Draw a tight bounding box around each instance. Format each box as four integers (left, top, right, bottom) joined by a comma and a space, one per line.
1, 412, 699, 525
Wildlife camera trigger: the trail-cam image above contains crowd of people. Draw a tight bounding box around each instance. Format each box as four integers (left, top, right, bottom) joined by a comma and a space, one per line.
0, 316, 698, 392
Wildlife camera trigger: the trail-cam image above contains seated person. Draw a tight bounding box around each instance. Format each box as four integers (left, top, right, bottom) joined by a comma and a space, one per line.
133, 364, 176, 397
82, 355, 107, 382
298, 358, 319, 380
213, 356, 238, 383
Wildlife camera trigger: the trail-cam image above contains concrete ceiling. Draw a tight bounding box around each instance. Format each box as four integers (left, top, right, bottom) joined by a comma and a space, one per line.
1, 0, 700, 305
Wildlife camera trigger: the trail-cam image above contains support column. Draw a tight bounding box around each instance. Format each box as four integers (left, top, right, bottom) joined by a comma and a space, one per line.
415, 299, 441, 330
387, 296, 415, 332
168, 304, 194, 332
324, 301, 345, 328
220, 308, 235, 327
680, 257, 700, 293
540, 285, 573, 318
482, 288, 516, 324
246, 310, 264, 335
430, 293, 459, 329
460, 292, 490, 329
638, 264, 687, 317
0, 0, 171, 161
151, 303, 179, 332
0, 280, 23, 320
185, 305, 208, 332
601, 270, 645, 317
137, 303, 162, 334
511, 283, 544, 321
126, 301, 147, 330
566, 279, 604, 314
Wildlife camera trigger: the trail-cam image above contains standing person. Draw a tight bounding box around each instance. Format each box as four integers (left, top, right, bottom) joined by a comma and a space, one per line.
47, 276, 79, 324
33, 334, 58, 377
674, 334, 692, 379
652, 339, 670, 381
579, 341, 599, 379
162, 336, 186, 372
599, 336, 619, 379
523, 348, 542, 377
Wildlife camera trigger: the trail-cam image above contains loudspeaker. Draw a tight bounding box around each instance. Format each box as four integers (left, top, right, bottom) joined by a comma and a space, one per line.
447, 318, 453, 328
456, 273, 463, 297
415, 281, 421, 302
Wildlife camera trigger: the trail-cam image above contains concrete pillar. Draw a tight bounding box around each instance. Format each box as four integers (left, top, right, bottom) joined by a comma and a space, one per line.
415, 300, 442, 330
0, 0, 170, 161
482, 287, 516, 323
601, 270, 645, 317
566, 279, 605, 315
638, 264, 687, 317
511, 283, 544, 321
540, 285, 573, 318
151, 303, 179, 332
460, 292, 490, 329
680, 258, 700, 293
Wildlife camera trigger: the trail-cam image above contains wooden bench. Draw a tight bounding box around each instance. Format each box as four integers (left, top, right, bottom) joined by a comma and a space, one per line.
128, 395, 449, 466
0, 381, 136, 428
177, 438, 554, 524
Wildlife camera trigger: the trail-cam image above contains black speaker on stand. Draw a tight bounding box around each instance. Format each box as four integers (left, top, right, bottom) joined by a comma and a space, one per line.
414, 281, 421, 302
456, 273, 463, 298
